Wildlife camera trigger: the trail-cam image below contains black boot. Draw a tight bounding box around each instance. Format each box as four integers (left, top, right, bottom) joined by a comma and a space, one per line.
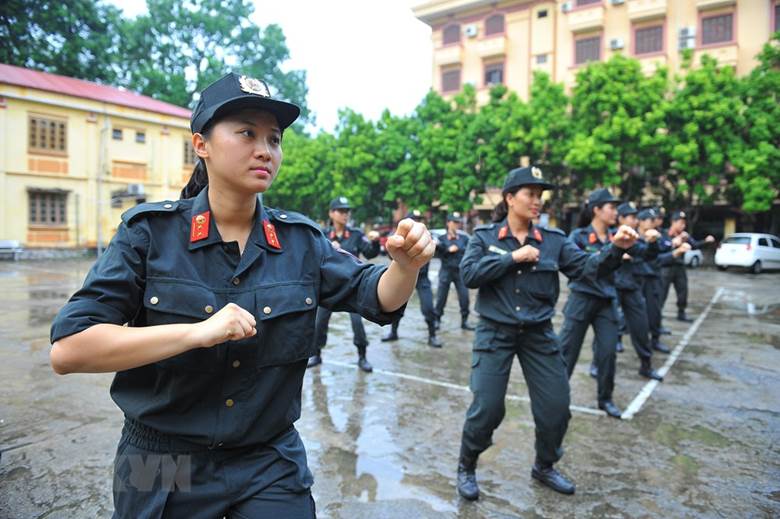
598, 400, 622, 419
306, 352, 322, 369
356, 345, 373, 373
427, 321, 442, 348
456, 445, 480, 500
461, 315, 475, 331
651, 338, 671, 354
677, 310, 693, 323
381, 321, 399, 342
531, 459, 575, 495
639, 358, 664, 381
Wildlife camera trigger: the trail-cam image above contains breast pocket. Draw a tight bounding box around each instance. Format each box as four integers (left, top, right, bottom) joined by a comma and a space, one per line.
254, 282, 318, 369
526, 260, 560, 303
143, 278, 219, 372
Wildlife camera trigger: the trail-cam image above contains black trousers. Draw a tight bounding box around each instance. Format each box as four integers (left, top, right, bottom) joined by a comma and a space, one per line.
641, 276, 663, 339
617, 288, 653, 361
662, 264, 688, 312
434, 266, 470, 319
113, 421, 316, 519
559, 291, 617, 404
313, 306, 368, 353
461, 319, 570, 465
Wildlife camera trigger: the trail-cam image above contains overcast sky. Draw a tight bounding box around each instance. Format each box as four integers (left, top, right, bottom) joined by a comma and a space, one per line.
110, 0, 433, 133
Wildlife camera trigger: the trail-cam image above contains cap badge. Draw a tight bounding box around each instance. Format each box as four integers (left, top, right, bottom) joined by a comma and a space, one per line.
679, 211, 686, 218
339, 197, 348, 204
531, 167, 543, 179
239, 76, 270, 97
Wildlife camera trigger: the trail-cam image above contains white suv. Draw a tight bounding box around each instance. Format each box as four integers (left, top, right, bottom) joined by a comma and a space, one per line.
714, 233, 780, 274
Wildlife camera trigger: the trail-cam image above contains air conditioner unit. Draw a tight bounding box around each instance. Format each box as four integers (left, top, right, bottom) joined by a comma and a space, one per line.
611, 0, 625, 5
561, 1, 573, 13
678, 38, 696, 50
679, 26, 696, 39
464, 24, 478, 38
609, 37, 625, 50
127, 183, 145, 196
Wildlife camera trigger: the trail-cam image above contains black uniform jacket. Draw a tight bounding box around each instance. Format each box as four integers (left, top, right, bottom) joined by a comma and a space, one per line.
50, 187, 402, 449
460, 220, 624, 326
435, 230, 470, 270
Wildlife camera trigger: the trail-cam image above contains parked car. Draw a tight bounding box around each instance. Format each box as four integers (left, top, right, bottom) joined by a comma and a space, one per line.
684, 249, 704, 268
714, 233, 780, 274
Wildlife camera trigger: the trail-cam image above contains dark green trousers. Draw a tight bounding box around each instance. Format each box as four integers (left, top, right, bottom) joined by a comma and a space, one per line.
461, 318, 571, 465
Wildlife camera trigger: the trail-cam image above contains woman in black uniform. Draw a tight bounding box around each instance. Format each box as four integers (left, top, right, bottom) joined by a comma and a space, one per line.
559, 188, 629, 419
456, 167, 637, 500
49, 73, 434, 518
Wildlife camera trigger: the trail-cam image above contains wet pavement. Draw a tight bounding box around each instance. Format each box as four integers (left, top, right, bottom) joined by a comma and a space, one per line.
1, 258, 779, 518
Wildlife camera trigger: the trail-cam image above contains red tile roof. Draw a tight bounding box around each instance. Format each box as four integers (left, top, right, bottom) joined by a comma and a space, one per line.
0, 63, 191, 119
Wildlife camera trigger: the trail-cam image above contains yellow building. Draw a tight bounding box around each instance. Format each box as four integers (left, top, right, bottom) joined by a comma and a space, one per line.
0, 63, 196, 250
413, 0, 779, 103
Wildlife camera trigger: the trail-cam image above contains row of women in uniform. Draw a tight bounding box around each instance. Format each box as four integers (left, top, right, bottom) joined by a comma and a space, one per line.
47, 71, 692, 515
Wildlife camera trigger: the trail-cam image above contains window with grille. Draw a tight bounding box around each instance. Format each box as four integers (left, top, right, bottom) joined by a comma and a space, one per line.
443, 25, 461, 45
485, 14, 504, 36
29, 190, 67, 225
701, 13, 733, 45
635, 25, 663, 55
183, 139, 198, 166
575, 36, 601, 64
28, 116, 67, 154
441, 69, 461, 92
538, 9, 548, 19
484, 63, 504, 86
112, 128, 123, 140
536, 54, 548, 65
136, 131, 146, 144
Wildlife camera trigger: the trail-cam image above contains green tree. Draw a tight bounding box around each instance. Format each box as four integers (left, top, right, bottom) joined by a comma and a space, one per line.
566, 55, 669, 202
732, 33, 780, 212
118, 0, 309, 118
0, 0, 122, 83
664, 53, 746, 217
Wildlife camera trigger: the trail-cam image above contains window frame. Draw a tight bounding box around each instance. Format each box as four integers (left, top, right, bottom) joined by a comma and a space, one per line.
698, 10, 735, 48
135, 131, 146, 144
112, 128, 124, 141
183, 138, 198, 167
633, 22, 665, 57
28, 189, 68, 227
484, 13, 505, 37
441, 67, 462, 93
483, 61, 505, 87
573, 33, 602, 66
442, 24, 461, 46
28, 114, 68, 156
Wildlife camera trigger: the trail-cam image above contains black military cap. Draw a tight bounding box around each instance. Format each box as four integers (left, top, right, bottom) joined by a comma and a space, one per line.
587, 188, 621, 209
502, 166, 555, 192
670, 210, 687, 221
446, 211, 462, 222
329, 196, 351, 210
405, 209, 423, 221
637, 208, 656, 220
617, 202, 638, 217
191, 73, 301, 134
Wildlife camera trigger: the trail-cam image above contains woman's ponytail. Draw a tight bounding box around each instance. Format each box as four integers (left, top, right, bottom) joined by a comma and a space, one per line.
180, 159, 209, 199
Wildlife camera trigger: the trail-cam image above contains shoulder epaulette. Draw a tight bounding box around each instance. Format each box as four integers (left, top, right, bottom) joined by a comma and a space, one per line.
265, 207, 321, 231
541, 226, 566, 236
474, 223, 496, 232
121, 200, 181, 224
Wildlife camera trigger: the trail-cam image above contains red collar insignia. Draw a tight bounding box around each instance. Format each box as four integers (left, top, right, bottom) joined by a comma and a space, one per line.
190, 211, 210, 242
533, 228, 543, 242
498, 225, 509, 240
263, 220, 281, 249
588, 232, 597, 244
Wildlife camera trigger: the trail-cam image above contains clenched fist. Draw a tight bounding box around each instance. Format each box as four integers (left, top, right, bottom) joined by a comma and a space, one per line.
191, 302, 256, 348
385, 218, 435, 270
673, 242, 692, 258
644, 228, 660, 243
612, 224, 639, 250
512, 244, 540, 263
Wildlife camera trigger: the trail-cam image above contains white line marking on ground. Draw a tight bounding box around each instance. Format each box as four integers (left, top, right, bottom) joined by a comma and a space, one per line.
621, 286, 725, 420
321, 359, 606, 417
